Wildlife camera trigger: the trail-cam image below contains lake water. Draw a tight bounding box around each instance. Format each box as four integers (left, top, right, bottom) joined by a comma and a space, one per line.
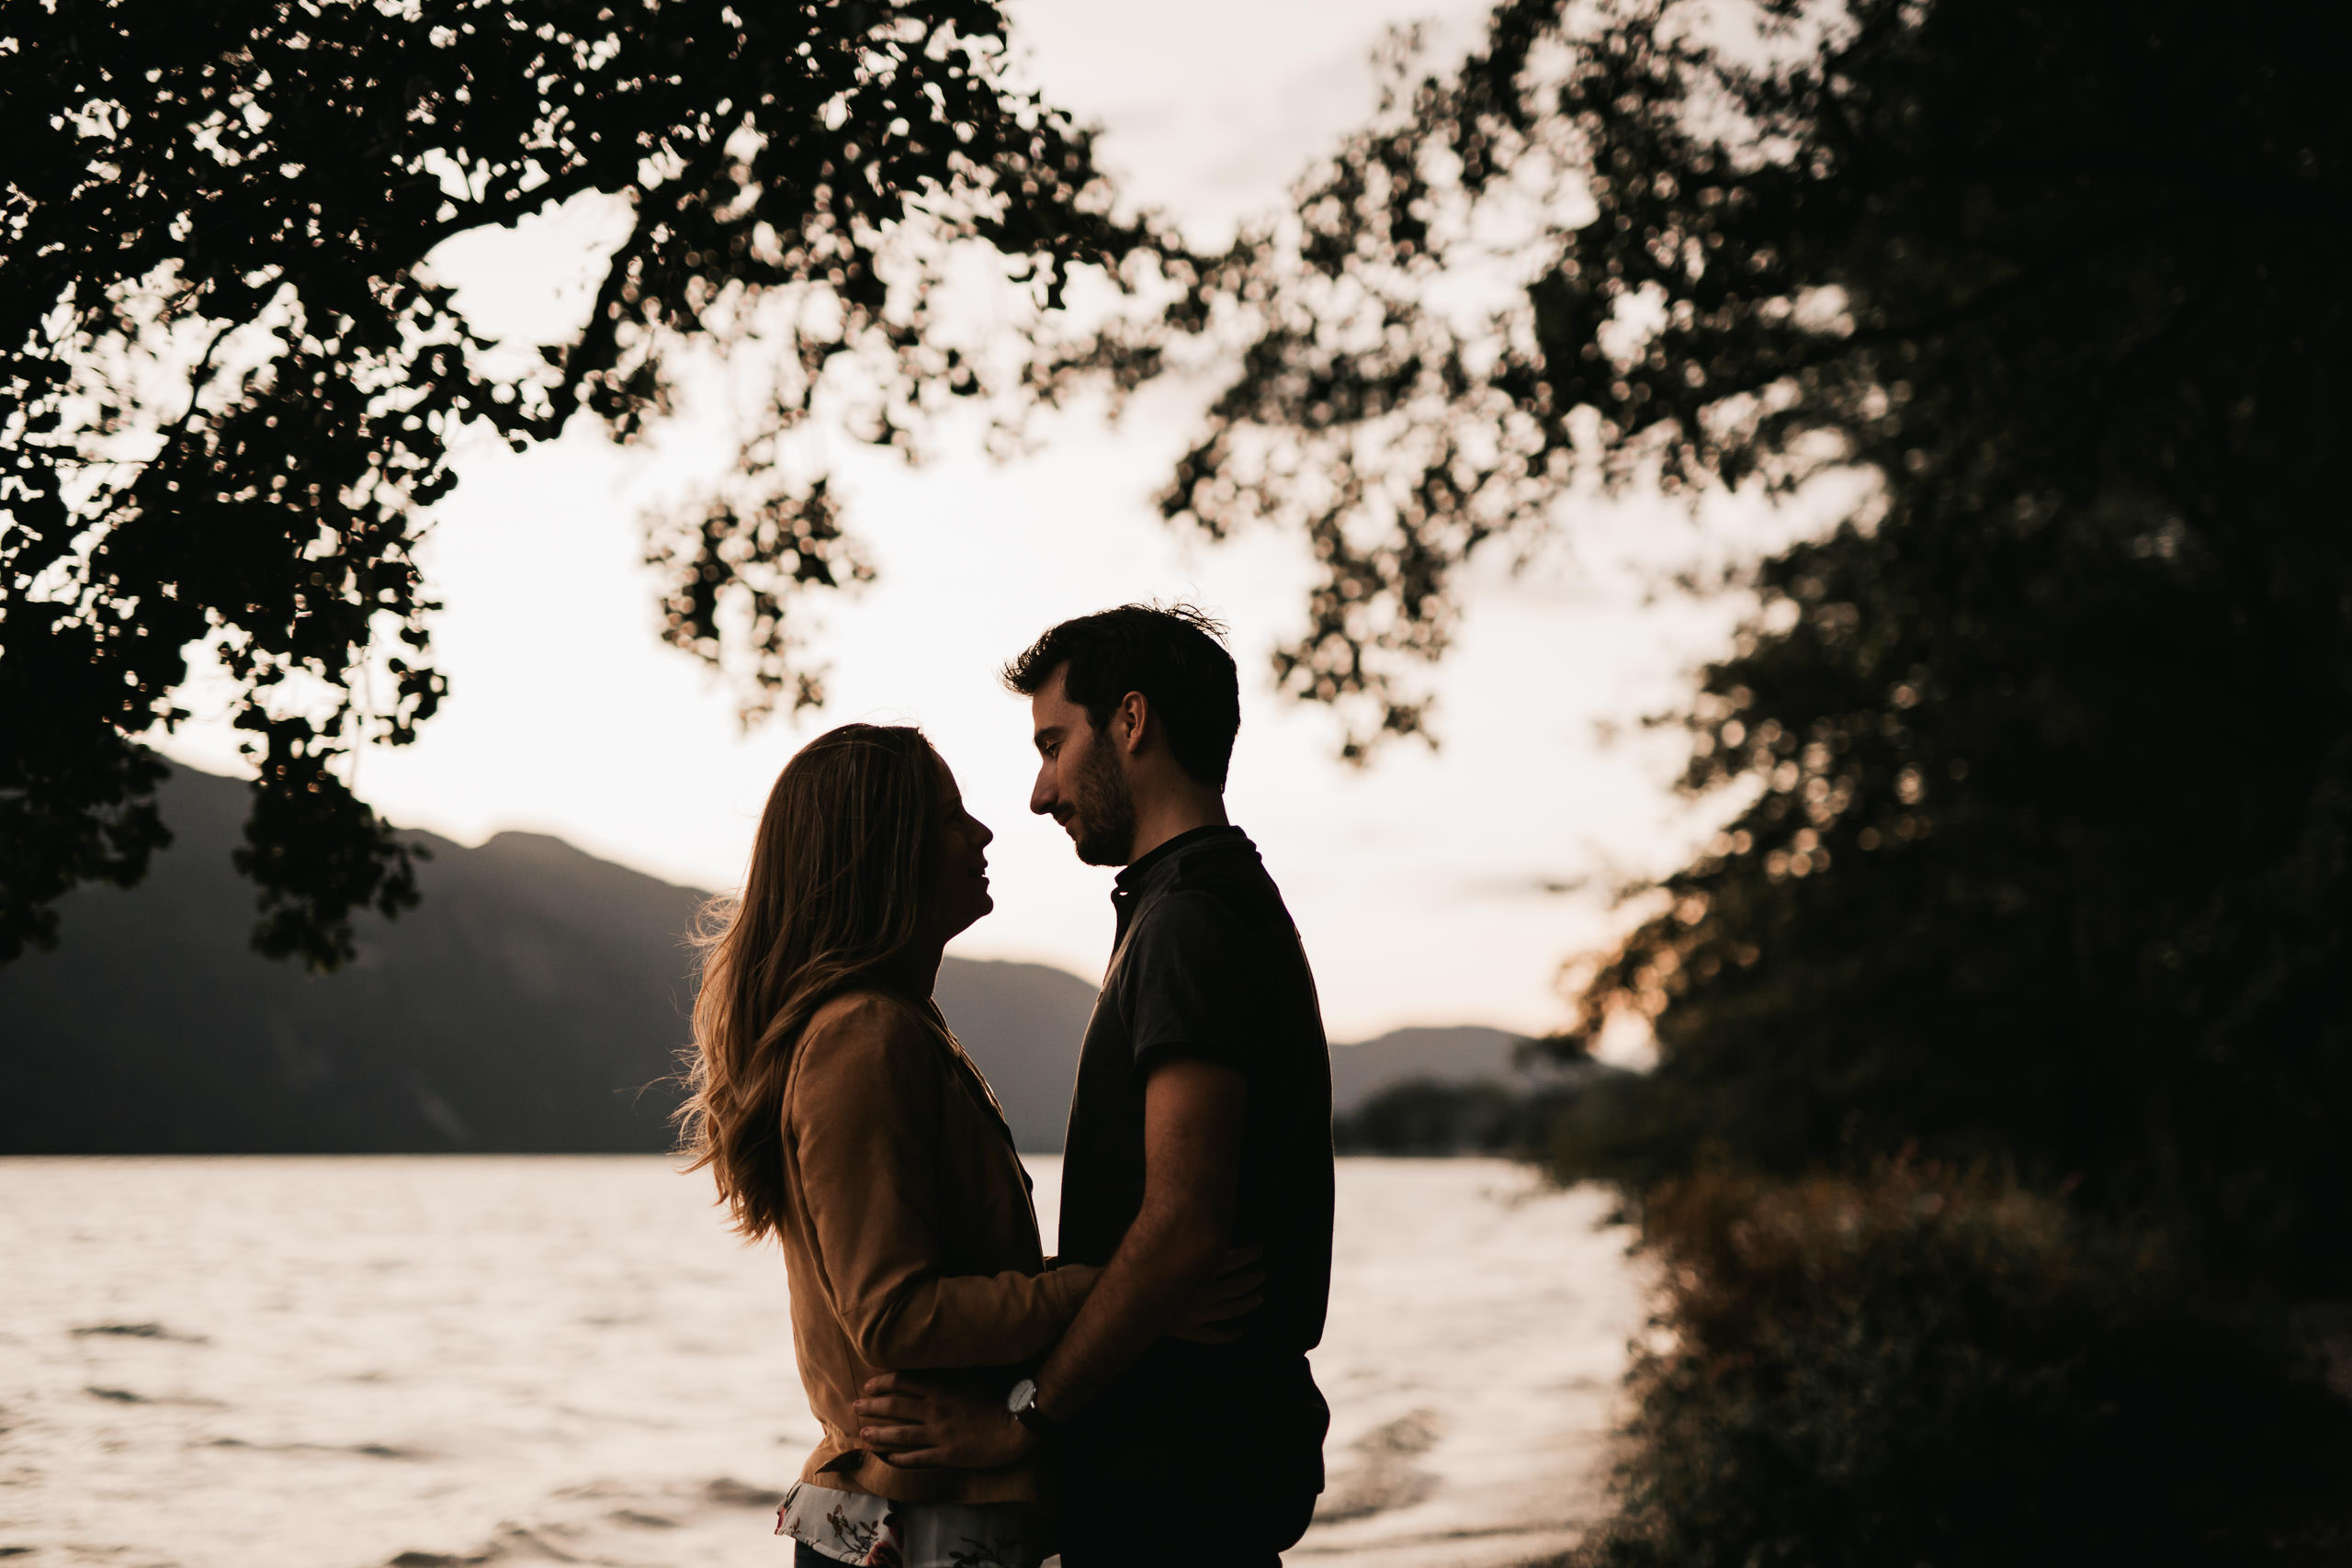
0, 1157, 1645, 1568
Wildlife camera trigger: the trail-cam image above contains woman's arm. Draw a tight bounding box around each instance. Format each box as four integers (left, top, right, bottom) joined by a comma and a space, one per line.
788, 994, 1095, 1370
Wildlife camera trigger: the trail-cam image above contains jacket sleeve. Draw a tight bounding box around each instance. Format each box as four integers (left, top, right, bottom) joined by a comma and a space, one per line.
786, 995, 1088, 1371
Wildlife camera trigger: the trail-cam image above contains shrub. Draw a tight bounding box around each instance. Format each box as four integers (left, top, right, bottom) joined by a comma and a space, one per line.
1560, 1163, 2352, 1568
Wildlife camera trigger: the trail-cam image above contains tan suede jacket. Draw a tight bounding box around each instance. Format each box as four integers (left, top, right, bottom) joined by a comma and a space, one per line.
775, 989, 1086, 1505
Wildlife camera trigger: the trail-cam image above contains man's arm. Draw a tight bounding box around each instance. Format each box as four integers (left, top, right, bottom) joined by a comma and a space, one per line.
854, 1054, 1248, 1466
1030, 1054, 1246, 1416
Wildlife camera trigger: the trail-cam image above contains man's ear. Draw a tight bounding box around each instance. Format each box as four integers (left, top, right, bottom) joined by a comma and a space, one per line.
1114, 691, 1149, 756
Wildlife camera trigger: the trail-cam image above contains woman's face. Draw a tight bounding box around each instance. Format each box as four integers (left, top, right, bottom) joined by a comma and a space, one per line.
924, 753, 995, 942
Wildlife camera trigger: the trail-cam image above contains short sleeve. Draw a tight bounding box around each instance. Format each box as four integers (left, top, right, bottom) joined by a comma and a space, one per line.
1121, 889, 1267, 1074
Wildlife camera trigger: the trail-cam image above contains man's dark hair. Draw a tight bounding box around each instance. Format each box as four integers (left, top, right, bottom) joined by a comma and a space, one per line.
1003, 604, 1241, 791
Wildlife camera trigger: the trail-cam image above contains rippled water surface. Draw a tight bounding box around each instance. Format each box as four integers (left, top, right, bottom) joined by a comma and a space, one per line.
1, 1157, 1642, 1568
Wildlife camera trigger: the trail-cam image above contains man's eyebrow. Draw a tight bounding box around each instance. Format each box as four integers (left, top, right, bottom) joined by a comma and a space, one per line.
1032, 725, 1063, 751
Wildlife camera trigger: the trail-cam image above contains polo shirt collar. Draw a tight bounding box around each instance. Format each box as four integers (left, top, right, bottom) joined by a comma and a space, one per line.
1114, 823, 1249, 896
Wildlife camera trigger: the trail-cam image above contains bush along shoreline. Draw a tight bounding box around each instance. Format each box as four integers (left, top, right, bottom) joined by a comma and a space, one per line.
1536, 1161, 2352, 1568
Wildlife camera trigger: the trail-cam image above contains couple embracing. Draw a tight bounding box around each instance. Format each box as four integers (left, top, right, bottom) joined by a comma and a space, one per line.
681, 605, 1336, 1568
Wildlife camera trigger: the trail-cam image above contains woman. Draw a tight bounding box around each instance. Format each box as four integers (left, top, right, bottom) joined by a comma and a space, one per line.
677, 723, 1081, 1568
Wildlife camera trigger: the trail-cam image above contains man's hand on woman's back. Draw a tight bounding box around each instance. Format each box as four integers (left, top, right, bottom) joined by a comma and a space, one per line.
854, 1372, 1034, 1470
852, 1246, 1263, 1467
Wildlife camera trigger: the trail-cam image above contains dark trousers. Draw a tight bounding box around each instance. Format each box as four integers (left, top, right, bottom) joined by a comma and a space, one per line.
1056, 1490, 1316, 1568
1050, 1356, 1326, 1567
1051, 1443, 1318, 1568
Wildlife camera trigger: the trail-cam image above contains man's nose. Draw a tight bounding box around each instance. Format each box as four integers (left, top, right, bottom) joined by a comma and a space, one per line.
1029, 763, 1056, 817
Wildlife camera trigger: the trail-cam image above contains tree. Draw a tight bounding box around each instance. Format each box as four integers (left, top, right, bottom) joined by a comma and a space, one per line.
2, 0, 1159, 966
1086, 0, 2346, 1280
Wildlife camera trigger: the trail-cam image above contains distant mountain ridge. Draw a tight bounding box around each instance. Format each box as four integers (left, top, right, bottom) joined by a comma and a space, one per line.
1330, 1025, 1539, 1113
0, 762, 1545, 1153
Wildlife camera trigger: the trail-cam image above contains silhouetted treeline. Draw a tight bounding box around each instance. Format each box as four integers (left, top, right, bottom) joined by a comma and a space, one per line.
1332, 1070, 1625, 1156
1510, 0, 2352, 1301
1204, 0, 2352, 1558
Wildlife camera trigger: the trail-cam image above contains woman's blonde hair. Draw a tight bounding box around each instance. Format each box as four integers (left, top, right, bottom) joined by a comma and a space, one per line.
677, 722, 941, 1239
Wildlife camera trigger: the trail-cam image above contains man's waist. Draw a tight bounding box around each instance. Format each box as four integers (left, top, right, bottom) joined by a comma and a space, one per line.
1067, 1343, 1322, 1430
1047, 1347, 1329, 1497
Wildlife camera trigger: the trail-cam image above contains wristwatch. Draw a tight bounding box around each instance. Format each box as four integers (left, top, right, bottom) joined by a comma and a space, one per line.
1005, 1377, 1055, 1432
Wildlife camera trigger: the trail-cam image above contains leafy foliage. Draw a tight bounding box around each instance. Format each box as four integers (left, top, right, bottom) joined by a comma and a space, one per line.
1553, 1164, 2352, 1568
3, 0, 1157, 965
1156, 3, 2352, 1550
1102, 0, 2348, 1282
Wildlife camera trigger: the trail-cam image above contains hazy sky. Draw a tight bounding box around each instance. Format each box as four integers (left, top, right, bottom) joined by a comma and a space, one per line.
154, 0, 1831, 1043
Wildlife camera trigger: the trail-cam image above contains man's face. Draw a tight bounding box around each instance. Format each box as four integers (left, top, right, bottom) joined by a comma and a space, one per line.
1028, 667, 1136, 867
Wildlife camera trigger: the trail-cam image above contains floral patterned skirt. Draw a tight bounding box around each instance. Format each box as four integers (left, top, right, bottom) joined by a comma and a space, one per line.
775, 1480, 1053, 1568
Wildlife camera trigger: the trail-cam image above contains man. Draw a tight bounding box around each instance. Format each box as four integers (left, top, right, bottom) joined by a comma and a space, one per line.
854, 604, 1336, 1566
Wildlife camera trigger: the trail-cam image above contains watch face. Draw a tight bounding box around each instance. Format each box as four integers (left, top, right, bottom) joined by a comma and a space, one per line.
1006, 1377, 1038, 1415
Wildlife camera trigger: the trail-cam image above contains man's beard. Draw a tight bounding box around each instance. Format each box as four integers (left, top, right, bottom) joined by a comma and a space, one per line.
1069, 738, 1137, 867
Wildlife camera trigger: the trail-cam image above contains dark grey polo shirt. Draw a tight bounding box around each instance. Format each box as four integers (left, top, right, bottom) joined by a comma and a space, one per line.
1055, 826, 1334, 1483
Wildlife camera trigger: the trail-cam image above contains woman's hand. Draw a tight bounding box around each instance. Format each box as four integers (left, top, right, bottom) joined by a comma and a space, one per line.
1168, 1246, 1264, 1344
